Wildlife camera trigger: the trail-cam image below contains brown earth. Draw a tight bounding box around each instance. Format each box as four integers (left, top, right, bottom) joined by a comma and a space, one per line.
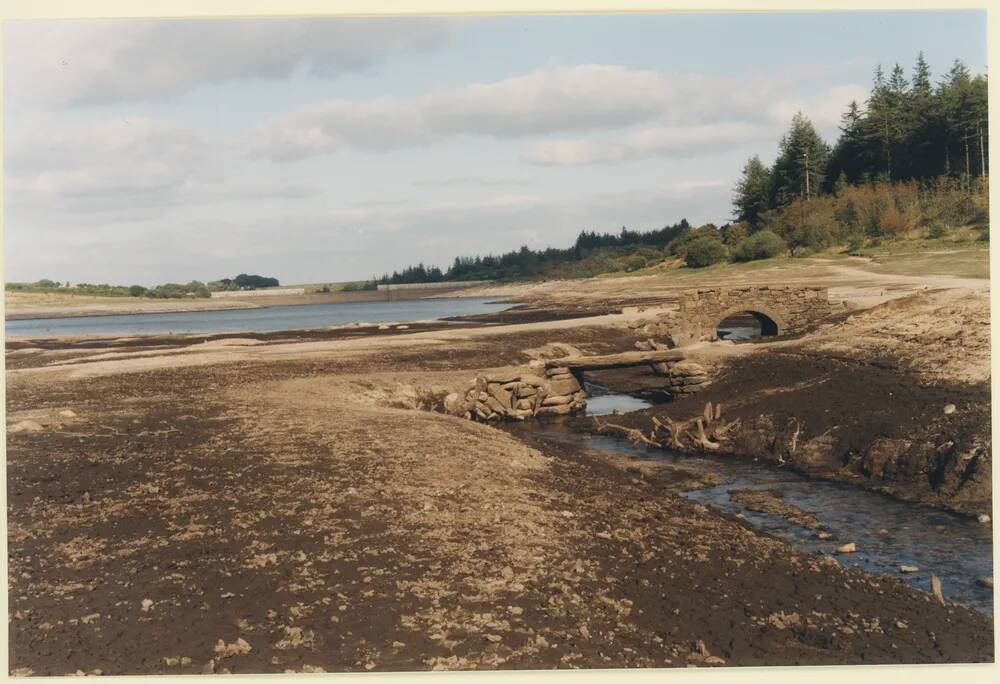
5, 288, 994, 675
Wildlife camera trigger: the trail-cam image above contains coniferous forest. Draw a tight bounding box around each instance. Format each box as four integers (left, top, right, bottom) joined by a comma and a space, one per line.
378, 54, 987, 284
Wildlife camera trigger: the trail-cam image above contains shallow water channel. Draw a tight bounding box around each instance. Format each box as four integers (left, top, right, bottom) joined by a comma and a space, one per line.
526, 388, 994, 614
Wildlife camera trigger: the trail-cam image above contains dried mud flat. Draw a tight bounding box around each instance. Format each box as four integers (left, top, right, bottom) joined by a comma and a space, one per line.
5, 292, 994, 674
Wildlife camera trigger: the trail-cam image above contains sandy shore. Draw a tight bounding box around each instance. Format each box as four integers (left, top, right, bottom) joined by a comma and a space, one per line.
5, 259, 993, 674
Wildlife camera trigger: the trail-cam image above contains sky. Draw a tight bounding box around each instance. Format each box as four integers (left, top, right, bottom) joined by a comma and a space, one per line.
2, 10, 988, 286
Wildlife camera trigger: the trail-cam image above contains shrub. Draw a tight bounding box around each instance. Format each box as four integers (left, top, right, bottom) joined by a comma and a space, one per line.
788, 225, 833, 256
730, 230, 787, 262
683, 237, 729, 268
128, 285, 147, 297
624, 255, 647, 272
927, 220, 947, 239
721, 222, 749, 245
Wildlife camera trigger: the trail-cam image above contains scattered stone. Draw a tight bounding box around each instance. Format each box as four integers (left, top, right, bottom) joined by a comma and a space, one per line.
8, 420, 44, 434
704, 656, 726, 666
976, 577, 993, 589
835, 542, 857, 554
140, 599, 154, 612
943, 403, 956, 415
899, 565, 919, 573
214, 638, 252, 657
976, 513, 990, 525
816, 531, 834, 540
395, 325, 409, 330
59, 409, 77, 418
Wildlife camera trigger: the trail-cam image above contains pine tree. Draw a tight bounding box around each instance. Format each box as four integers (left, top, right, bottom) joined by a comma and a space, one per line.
825, 100, 867, 188
732, 155, 773, 228
769, 113, 829, 206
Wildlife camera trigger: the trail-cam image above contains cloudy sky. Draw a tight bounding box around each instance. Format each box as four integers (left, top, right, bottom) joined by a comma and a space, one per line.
3, 11, 987, 285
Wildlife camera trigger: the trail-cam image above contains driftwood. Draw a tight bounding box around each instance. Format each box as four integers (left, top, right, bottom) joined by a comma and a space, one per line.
546, 349, 684, 372
931, 575, 946, 605
695, 418, 720, 451
593, 418, 663, 448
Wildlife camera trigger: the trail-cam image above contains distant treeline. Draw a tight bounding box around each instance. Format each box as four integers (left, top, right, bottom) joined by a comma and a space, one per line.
376, 220, 694, 284
7, 273, 282, 299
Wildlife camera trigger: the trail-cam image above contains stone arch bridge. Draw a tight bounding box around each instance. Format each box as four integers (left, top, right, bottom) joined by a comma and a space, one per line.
635, 285, 837, 346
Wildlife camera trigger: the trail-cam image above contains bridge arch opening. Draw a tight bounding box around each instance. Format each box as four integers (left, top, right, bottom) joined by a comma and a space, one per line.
716, 310, 779, 340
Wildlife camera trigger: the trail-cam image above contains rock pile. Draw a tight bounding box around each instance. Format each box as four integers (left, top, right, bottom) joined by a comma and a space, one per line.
443, 366, 588, 422
664, 360, 712, 395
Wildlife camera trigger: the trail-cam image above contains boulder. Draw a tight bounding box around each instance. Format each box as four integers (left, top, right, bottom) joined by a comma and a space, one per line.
484, 396, 506, 415
542, 394, 574, 407
443, 393, 464, 416
549, 376, 581, 396
487, 384, 513, 410
536, 404, 574, 416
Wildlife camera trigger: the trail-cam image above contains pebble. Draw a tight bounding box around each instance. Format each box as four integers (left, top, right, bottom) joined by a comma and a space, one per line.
835, 542, 857, 554
899, 565, 919, 573
140, 599, 154, 612
943, 404, 956, 415
816, 532, 834, 540
977, 577, 993, 589
977, 514, 990, 525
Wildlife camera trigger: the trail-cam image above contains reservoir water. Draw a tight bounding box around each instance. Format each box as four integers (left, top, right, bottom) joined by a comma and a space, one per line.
522, 386, 994, 614
4, 297, 510, 338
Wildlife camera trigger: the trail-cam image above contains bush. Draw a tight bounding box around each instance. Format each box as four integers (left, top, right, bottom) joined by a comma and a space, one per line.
624, 255, 647, 272
683, 237, 729, 268
730, 230, 787, 262
788, 225, 833, 256
927, 220, 947, 239
128, 285, 147, 297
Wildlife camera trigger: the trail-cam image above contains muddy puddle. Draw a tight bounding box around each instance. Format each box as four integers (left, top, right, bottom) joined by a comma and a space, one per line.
518, 387, 994, 614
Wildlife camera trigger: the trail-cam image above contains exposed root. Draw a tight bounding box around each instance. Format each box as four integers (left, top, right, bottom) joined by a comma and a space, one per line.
593, 418, 663, 448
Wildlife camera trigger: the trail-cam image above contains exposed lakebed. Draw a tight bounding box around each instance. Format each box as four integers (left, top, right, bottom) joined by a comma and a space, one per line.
4, 297, 510, 337
522, 388, 994, 614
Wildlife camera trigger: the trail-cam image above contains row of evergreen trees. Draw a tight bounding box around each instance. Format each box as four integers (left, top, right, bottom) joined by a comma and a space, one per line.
734, 55, 987, 227
376, 220, 693, 283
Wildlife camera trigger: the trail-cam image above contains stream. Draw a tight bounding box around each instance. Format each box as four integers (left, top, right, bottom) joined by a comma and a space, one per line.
522, 387, 994, 614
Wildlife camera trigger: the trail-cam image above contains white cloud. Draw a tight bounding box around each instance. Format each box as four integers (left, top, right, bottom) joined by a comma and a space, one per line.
3, 17, 453, 105
523, 122, 771, 166
250, 64, 865, 162
5, 117, 211, 200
